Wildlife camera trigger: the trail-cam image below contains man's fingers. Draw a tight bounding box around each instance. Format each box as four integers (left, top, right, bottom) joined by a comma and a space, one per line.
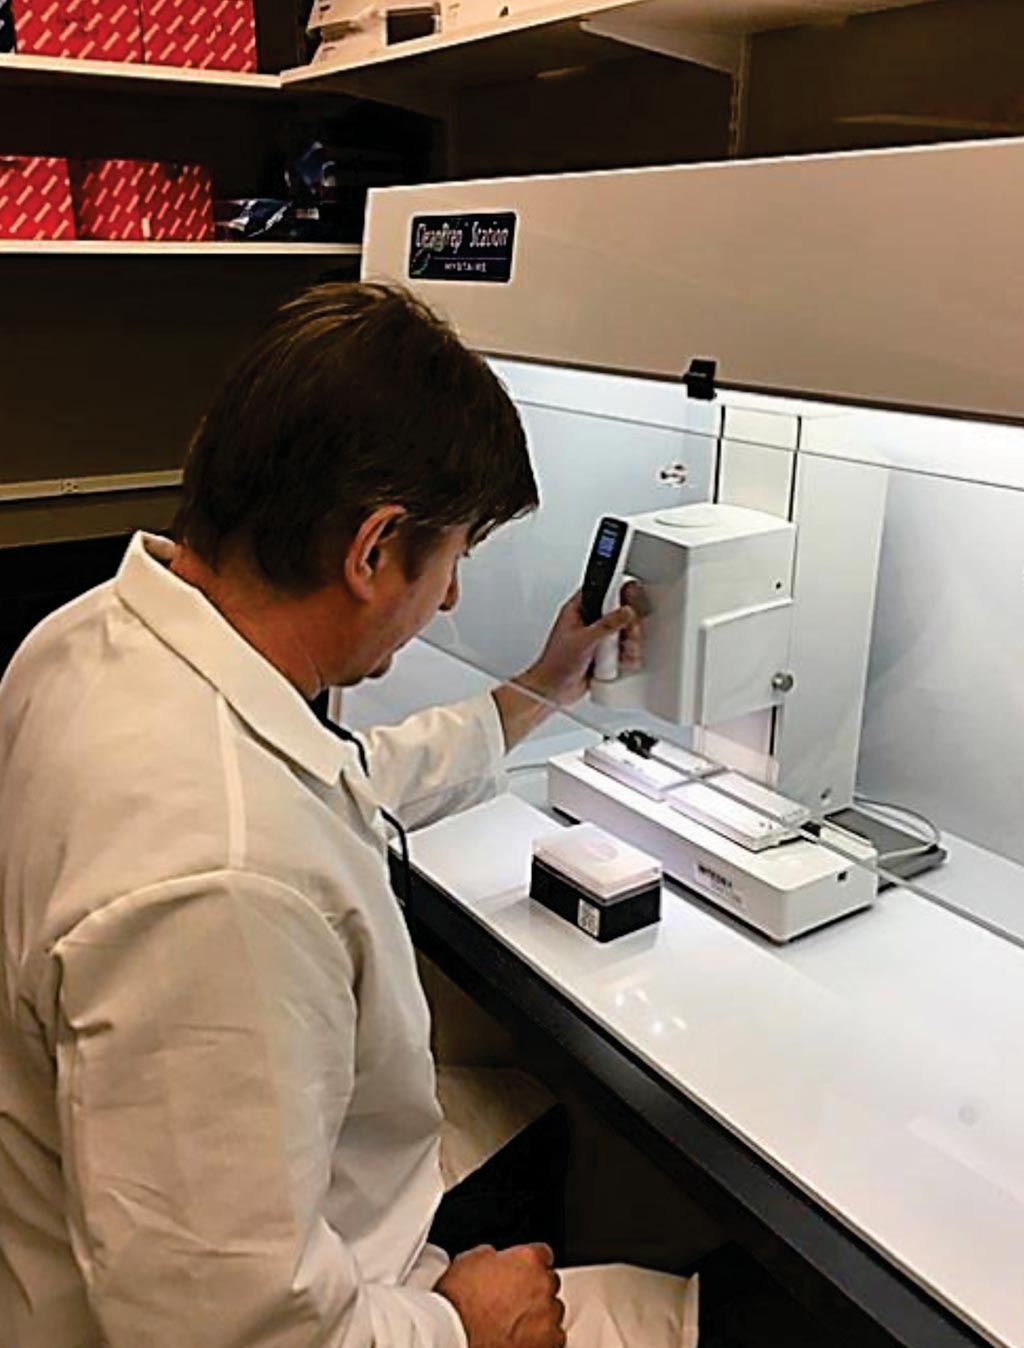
458, 1243, 495, 1259
563, 590, 584, 622
595, 604, 635, 637
621, 579, 651, 617
620, 636, 643, 671
526, 1241, 555, 1268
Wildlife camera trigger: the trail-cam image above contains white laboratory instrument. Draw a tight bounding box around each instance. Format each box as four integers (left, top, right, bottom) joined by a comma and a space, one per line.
588, 502, 797, 728
549, 749, 876, 942
544, 473, 886, 940
357, 138, 1024, 937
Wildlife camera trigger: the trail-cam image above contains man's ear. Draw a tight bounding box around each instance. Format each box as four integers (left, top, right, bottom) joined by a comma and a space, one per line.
344, 505, 407, 602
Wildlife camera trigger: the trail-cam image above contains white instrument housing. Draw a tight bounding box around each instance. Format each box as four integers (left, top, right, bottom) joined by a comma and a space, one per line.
550, 750, 876, 942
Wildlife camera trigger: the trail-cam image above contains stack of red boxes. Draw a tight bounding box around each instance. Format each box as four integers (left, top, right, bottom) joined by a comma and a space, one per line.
9, 0, 257, 70
140, 0, 257, 71
0, 157, 216, 242
10, 1, 144, 61
0, 157, 76, 240
71, 160, 215, 240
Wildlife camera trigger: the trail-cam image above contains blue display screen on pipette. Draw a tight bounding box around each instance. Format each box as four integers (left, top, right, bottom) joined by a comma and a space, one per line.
596, 527, 619, 558
581, 517, 628, 624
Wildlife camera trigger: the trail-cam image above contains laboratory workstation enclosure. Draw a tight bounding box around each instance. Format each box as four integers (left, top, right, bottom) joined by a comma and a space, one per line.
342, 136, 1024, 1348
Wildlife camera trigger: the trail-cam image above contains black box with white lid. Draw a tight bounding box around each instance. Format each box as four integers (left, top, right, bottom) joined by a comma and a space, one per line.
530, 824, 661, 942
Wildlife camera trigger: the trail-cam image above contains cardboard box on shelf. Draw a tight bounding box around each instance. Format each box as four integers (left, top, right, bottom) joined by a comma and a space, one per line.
307, 0, 375, 29
0, 157, 76, 240
311, 9, 440, 62
309, 0, 441, 59
311, 29, 383, 64
10, 0, 144, 61
442, 0, 540, 28
140, 0, 257, 71
311, 0, 537, 41
71, 159, 214, 241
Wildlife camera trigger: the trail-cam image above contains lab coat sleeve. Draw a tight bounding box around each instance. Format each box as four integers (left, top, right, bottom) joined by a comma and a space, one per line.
361, 693, 508, 830
50, 870, 467, 1348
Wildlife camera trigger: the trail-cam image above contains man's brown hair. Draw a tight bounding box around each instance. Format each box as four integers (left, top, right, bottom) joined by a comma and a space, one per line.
174, 282, 538, 591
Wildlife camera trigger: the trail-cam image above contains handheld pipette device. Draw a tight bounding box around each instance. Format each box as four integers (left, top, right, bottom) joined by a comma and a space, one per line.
580, 516, 629, 681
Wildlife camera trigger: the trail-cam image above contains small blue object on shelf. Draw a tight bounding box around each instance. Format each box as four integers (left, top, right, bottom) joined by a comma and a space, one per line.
285, 140, 403, 242
213, 198, 292, 242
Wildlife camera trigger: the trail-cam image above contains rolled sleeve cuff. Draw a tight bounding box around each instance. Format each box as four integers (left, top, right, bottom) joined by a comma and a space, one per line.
479, 690, 510, 763
366, 1285, 469, 1348
462, 691, 509, 802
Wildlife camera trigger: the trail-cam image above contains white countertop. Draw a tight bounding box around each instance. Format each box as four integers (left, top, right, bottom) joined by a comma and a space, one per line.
408, 793, 1024, 1348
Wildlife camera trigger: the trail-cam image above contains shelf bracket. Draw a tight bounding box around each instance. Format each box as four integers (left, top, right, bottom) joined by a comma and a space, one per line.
579, 12, 744, 74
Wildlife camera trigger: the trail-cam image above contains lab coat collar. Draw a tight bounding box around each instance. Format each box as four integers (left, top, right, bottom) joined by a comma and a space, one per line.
115, 533, 352, 788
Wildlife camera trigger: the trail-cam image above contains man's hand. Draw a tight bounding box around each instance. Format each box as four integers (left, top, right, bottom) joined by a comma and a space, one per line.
436, 1243, 566, 1348
492, 583, 645, 749
521, 582, 644, 709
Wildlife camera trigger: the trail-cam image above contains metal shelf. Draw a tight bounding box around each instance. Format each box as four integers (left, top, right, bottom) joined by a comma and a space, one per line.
281, 0, 937, 115
0, 469, 182, 503
0, 240, 362, 255
0, 51, 280, 97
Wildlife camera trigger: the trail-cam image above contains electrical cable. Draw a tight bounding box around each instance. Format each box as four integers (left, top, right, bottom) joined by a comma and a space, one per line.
853, 794, 943, 864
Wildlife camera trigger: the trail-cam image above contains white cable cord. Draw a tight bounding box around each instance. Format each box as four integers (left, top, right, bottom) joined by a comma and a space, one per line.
853, 795, 942, 864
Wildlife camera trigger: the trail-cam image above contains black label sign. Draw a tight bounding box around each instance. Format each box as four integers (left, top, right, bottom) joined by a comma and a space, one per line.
408, 212, 517, 283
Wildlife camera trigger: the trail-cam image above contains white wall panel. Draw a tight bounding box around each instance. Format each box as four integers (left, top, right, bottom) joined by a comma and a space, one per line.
366, 138, 1024, 423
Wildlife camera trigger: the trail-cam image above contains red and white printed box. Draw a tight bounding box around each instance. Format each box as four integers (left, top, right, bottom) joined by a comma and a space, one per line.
71, 160, 214, 242
0, 157, 76, 240
140, 0, 257, 71
11, 0, 144, 62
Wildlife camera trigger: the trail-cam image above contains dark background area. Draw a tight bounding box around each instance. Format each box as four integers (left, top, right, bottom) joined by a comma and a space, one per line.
0, 534, 129, 674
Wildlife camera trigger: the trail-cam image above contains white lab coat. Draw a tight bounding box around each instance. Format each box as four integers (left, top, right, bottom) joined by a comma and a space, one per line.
0, 533, 699, 1348
0, 532, 506, 1348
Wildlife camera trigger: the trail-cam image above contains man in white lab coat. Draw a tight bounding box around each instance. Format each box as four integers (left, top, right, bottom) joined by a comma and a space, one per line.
0, 283, 645, 1348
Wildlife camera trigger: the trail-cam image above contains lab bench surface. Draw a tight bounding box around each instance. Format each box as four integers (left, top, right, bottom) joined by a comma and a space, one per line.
397, 793, 1021, 1348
